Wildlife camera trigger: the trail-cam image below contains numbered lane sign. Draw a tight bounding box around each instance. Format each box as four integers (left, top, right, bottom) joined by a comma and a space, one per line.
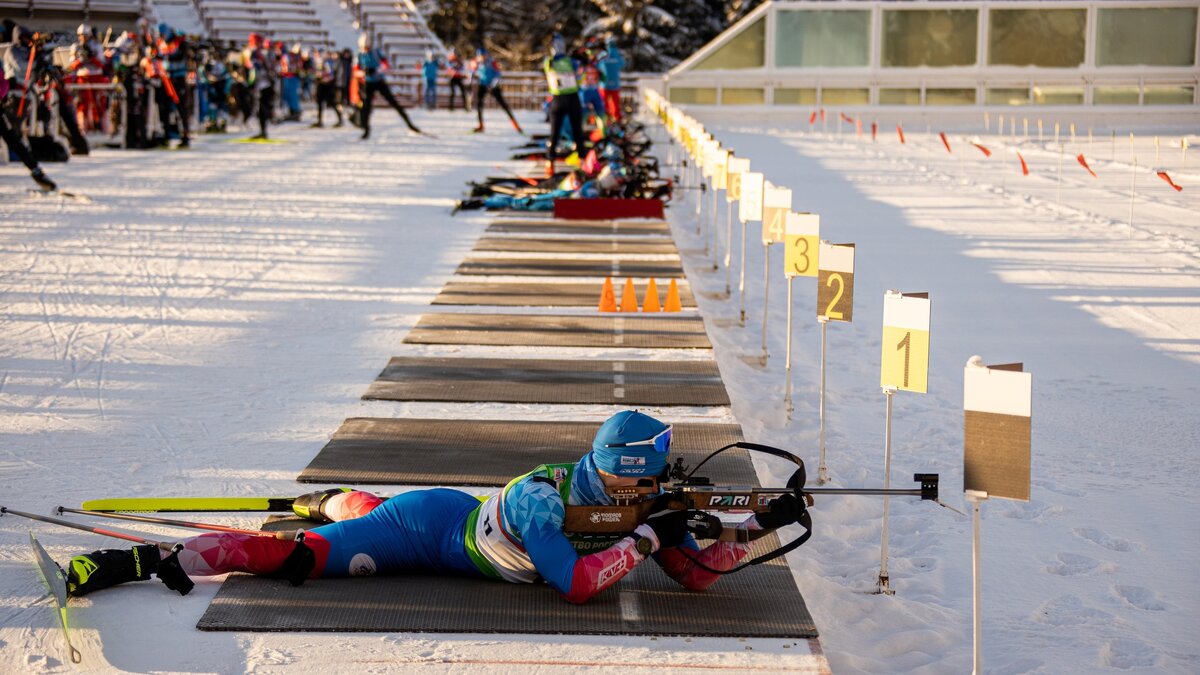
817, 242, 855, 322
784, 212, 820, 278
726, 157, 750, 203
880, 291, 931, 393
712, 150, 730, 190
963, 360, 1032, 501
739, 172, 765, 222
762, 185, 791, 244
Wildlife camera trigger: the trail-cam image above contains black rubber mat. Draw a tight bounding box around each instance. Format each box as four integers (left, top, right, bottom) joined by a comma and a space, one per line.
299, 418, 751, 485
196, 529, 815, 638
403, 313, 711, 349
363, 357, 729, 406
433, 280, 697, 308
473, 236, 678, 255
487, 220, 669, 236
457, 257, 684, 278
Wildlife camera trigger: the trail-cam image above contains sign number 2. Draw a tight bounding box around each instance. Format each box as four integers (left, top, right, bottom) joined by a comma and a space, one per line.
824, 273, 846, 320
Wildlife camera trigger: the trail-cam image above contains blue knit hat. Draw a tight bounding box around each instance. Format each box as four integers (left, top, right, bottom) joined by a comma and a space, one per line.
590, 411, 671, 477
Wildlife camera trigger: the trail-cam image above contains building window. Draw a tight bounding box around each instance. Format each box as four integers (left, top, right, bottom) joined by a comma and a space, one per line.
879, 88, 921, 105
694, 18, 766, 70
926, 88, 977, 106
988, 9, 1085, 68
1032, 86, 1084, 105
985, 88, 1031, 106
668, 88, 717, 105
1144, 85, 1195, 105
722, 88, 765, 105
883, 9, 978, 67
1097, 8, 1197, 67
776, 10, 871, 68
1093, 86, 1140, 105
822, 88, 870, 105
773, 88, 817, 105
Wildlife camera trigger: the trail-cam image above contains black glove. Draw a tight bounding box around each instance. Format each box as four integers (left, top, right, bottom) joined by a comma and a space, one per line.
365, 67, 377, 77
640, 493, 691, 550
756, 493, 804, 530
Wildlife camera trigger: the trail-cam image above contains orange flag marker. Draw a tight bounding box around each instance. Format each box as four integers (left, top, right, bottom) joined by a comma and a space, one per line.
598, 277, 617, 312
1157, 171, 1183, 191
808, 111, 817, 125
1017, 152, 1029, 176
973, 143, 992, 157
664, 280, 683, 313
897, 124, 906, 144
1076, 154, 1097, 178
939, 132, 951, 153
643, 279, 662, 312
619, 278, 639, 312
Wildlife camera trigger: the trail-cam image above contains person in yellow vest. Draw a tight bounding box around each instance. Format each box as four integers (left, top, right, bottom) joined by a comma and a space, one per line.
542, 34, 586, 177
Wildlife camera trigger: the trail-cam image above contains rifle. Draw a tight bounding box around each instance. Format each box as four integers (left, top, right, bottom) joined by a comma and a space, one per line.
562, 442, 940, 574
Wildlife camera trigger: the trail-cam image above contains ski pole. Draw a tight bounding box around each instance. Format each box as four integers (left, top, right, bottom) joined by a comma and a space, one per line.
2, 506, 175, 551
493, 163, 540, 186
55, 506, 299, 539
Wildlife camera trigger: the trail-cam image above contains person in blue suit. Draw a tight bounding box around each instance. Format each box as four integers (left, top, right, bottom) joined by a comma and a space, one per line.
356, 32, 422, 140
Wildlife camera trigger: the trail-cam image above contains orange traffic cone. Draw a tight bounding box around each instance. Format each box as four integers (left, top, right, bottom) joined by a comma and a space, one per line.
664, 279, 683, 312
643, 279, 661, 312
598, 277, 617, 312
619, 278, 640, 312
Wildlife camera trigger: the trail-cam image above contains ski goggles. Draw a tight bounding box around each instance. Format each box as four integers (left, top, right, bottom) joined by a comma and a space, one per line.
604, 425, 672, 454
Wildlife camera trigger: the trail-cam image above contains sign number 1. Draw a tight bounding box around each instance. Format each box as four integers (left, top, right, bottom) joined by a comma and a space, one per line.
895, 330, 911, 388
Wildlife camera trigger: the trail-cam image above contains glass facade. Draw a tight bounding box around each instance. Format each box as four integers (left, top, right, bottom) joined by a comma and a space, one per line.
669, 87, 717, 105
879, 88, 921, 105
988, 9, 1086, 68
1144, 85, 1195, 105
986, 88, 1031, 106
1032, 86, 1084, 105
694, 18, 765, 70
774, 88, 817, 105
776, 10, 871, 68
1094, 86, 1140, 105
1097, 8, 1197, 67
822, 88, 870, 105
722, 88, 765, 105
926, 88, 977, 105
883, 9, 978, 67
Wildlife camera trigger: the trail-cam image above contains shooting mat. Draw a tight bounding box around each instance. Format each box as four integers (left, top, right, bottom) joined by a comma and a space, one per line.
403, 313, 711, 349
456, 257, 684, 278
298, 418, 751, 486
487, 219, 669, 236
432, 280, 697, 308
473, 236, 677, 255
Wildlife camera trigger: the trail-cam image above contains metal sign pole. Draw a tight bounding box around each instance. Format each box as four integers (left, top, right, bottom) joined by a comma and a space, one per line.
877, 386, 897, 595
966, 489, 988, 675
784, 277, 795, 417
818, 316, 829, 483
710, 184, 719, 269
725, 200, 734, 296
760, 243, 771, 362
738, 214, 748, 325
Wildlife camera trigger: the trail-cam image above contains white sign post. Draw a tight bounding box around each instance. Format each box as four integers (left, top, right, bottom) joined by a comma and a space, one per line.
782, 213, 819, 417
759, 185, 791, 363
815, 242, 855, 484
876, 290, 931, 595
738, 172, 765, 326
963, 357, 1032, 675
723, 157, 751, 298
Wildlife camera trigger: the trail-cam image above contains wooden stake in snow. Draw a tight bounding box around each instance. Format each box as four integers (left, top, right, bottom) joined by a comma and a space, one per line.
1155, 136, 1160, 164
1023, 118, 1028, 139
984, 111, 990, 133
1183, 138, 1189, 166
1056, 144, 1064, 205
1054, 122, 1060, 146
1112, 130, 1117, 161
1037, 118, 1043, 143
1129, 156, 1137, 237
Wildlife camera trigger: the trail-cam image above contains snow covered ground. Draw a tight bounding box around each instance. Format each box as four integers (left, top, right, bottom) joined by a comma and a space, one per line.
0, 104, 1196, 673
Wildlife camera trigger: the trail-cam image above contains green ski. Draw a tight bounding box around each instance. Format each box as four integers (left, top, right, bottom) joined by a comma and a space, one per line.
81, 496, 299, 513
30, 532, 82, 664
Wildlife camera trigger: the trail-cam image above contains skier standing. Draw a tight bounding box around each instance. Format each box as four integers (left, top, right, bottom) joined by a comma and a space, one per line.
310, 48, 341, 128
60, 412, 805, 603
596, 35, 625, 122
420, 49, 439, 111
242, 32, 276, 140
444, 47, 468, 112
469, 47, 522, 134
542, 34, 585, 176
355, 32, 421, 140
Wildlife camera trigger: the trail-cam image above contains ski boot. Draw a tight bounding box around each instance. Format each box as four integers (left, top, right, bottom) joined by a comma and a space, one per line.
292, 487, 351, 523
66, 544, 193, 596
30, 168, 57, 192
471, 125, 485, 134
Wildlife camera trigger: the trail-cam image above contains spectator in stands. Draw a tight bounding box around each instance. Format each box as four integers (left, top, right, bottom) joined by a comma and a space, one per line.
468, 47, 522, 135
355, 32, 422, 141
596, 35, 625, 122
67, 23, 110, 134
420, 49, 440, 111
242, 32, 277, 140
108, 31, 148, 148
311, 48, 341, 128
0, 75, 57, 191
444, 47, 468, 112
200, 47, 231, 133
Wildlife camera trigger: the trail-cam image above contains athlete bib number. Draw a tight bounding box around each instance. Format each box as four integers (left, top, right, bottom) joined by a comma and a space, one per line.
551, 71, 577, 93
